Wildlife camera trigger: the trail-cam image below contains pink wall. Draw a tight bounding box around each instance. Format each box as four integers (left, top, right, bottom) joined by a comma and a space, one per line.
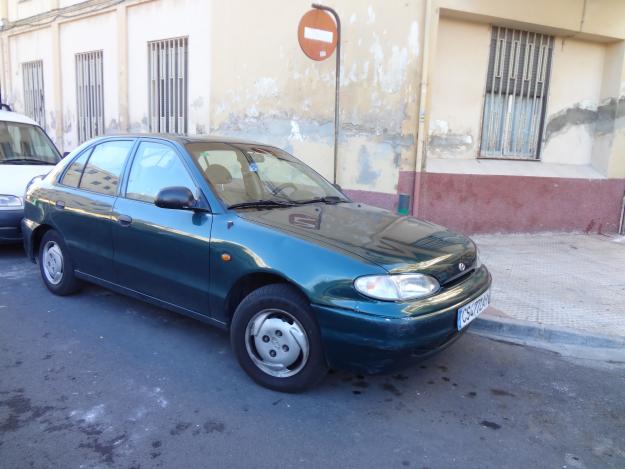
345, 171, 625, 234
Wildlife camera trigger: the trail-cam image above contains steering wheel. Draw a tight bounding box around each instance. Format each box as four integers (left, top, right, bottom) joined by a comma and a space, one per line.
273, 182, 297, 196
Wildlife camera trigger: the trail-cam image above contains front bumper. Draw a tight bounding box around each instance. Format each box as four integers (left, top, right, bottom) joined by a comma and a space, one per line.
312, 266, 492, 374
0, 209, 24, 243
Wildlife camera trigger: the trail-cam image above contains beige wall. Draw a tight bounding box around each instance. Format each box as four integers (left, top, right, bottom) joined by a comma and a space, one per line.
209, 0, 422, 191
427, 9, 625, 179
7, 27, 54, 134
59, 11, 119, 149
428, 17, 489, 160
1, 0, 624, 193
126, 0, 212, 137
542, 37, 605, 167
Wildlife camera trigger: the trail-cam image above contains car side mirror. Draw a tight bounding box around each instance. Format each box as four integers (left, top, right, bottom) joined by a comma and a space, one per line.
155, 186, 196, 210
62, 151, 70, 158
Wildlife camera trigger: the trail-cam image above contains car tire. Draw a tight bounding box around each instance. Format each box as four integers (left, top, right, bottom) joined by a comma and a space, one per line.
230, 284, 327, 392
38, 230, 81, 296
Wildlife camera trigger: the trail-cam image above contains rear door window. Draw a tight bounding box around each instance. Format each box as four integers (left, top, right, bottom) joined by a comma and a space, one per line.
79, 141, 133, 196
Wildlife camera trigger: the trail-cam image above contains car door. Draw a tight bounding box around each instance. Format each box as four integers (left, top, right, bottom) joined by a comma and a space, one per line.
51, 139, 134, 281
112, 140, 213, 315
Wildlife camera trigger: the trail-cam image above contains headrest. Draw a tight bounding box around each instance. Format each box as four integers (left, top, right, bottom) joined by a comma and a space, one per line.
206, 164, 232, 185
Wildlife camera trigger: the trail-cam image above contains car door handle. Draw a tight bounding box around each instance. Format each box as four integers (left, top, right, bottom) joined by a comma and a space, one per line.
117, 214, 133, 226
55, 200, 65, 209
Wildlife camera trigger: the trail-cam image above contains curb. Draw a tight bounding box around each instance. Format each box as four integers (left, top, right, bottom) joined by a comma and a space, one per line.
470, 314, 625, 350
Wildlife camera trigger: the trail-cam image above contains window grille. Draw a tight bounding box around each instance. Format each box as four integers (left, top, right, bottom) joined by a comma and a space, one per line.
76, 50, 105, 143
480, 27, 554, 159
22, 60, 46, 127
148, 37, 188, 134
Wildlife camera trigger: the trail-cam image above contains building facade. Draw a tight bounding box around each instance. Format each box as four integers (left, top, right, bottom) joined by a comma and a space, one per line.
1, 0, 624, 234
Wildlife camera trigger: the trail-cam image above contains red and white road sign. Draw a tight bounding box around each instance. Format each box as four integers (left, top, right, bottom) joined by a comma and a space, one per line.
297, 9, 338, 61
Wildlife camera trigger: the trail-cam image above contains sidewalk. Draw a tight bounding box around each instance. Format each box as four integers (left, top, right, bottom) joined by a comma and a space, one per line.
470, 232, 625, 355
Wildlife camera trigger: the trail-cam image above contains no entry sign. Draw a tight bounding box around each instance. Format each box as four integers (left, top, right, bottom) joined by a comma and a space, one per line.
297, 9, 338, 61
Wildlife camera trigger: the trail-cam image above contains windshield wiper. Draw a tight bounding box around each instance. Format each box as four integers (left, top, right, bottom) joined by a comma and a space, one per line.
292, 196, 347, 205
228, 199, 297, 210
1, 158, 55, 165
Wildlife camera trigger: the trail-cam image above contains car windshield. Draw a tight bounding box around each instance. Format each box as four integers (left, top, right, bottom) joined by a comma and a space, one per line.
0, 121, 60, 165
186, 143, 349, 208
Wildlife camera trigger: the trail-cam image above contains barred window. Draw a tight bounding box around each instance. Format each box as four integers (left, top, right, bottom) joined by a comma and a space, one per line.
480, 27, 554, 159
76, 50, 105, 144
148, 37, 188, 134
22, 60, 46, 127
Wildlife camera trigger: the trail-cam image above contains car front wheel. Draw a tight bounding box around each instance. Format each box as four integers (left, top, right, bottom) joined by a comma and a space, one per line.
38, 230, 81, 296
230, 284, 327, 392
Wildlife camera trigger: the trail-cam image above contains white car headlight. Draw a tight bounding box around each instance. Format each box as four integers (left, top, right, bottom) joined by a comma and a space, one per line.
354, 274, 440, 301
0, 194, 23, 210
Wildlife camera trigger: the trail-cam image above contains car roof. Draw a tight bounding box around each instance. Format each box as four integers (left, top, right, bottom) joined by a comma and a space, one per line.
94, 133, 270, 147
0, 109, 40, 126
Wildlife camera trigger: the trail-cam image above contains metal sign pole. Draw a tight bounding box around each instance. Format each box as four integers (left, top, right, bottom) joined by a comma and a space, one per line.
311, 3, 340, 184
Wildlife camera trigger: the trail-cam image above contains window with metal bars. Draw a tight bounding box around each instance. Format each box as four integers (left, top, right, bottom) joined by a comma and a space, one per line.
480, 27, 554, 159
148, 37, 188, 134
22, 60, 46, 128
76, 50, 105, 144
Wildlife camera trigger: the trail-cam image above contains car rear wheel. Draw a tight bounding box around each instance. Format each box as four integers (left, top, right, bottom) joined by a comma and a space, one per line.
38, 230, 81, 296
230, 284, 327, 392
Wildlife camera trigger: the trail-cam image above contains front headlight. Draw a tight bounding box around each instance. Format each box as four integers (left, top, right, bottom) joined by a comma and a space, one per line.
354, 274, 440, 301
0, 194, 23, 210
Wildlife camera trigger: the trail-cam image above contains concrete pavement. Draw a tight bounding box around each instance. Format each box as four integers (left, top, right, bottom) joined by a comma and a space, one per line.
1, 243, 625, 468
472, 233, 625, 354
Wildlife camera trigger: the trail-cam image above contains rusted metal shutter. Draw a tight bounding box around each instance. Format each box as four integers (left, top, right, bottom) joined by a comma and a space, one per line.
480, 27, 554, 159
22, 60, 46, 128
76, 50, 105, 144
148, 37, 188, 134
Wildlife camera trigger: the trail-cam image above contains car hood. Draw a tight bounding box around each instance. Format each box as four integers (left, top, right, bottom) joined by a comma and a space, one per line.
237, 202, 477, 285
1, 164, 51, 199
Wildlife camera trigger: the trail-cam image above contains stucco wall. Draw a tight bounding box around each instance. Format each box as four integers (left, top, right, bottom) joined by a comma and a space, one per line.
59, 11, 119, 149
126, 0, 212, 138
7, 27, 54, 134
208, 0, 422, 192
428, 15, 614, 177
1, 0, 624, 233
428, 17, 489, 160
541, 37, 605, 167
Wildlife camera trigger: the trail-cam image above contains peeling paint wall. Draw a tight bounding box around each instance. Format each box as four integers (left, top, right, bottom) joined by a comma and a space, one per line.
428, 17, 489, 160
209, 0, 422, 194
127, 0, 212, 137
7, 27, 54, 135
429, 15, 623, 178
541, 37, 605, 167
58, 11, 119, 149
2, 0, 625, 220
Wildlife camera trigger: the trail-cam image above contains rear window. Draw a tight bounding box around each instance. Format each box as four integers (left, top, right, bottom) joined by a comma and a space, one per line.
77, 141, 133, 196
60, 150, 91, 187
0, 121, 60, 165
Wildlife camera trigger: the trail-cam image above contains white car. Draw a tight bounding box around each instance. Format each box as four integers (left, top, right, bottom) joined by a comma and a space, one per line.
0, 109, 61, 243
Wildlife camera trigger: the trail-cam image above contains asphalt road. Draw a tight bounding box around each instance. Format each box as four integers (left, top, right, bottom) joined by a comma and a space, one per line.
1, 244, 624, 469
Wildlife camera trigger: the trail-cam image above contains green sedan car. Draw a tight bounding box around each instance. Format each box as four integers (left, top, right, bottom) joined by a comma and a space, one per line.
22, 135, 491, 392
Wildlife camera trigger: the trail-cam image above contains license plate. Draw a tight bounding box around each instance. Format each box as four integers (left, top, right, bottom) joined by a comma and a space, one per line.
457, 289, 490, 330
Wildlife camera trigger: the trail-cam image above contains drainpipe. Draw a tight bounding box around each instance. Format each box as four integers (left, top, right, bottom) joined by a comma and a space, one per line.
411, 0, 432, 217
619, 193, 625, 235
